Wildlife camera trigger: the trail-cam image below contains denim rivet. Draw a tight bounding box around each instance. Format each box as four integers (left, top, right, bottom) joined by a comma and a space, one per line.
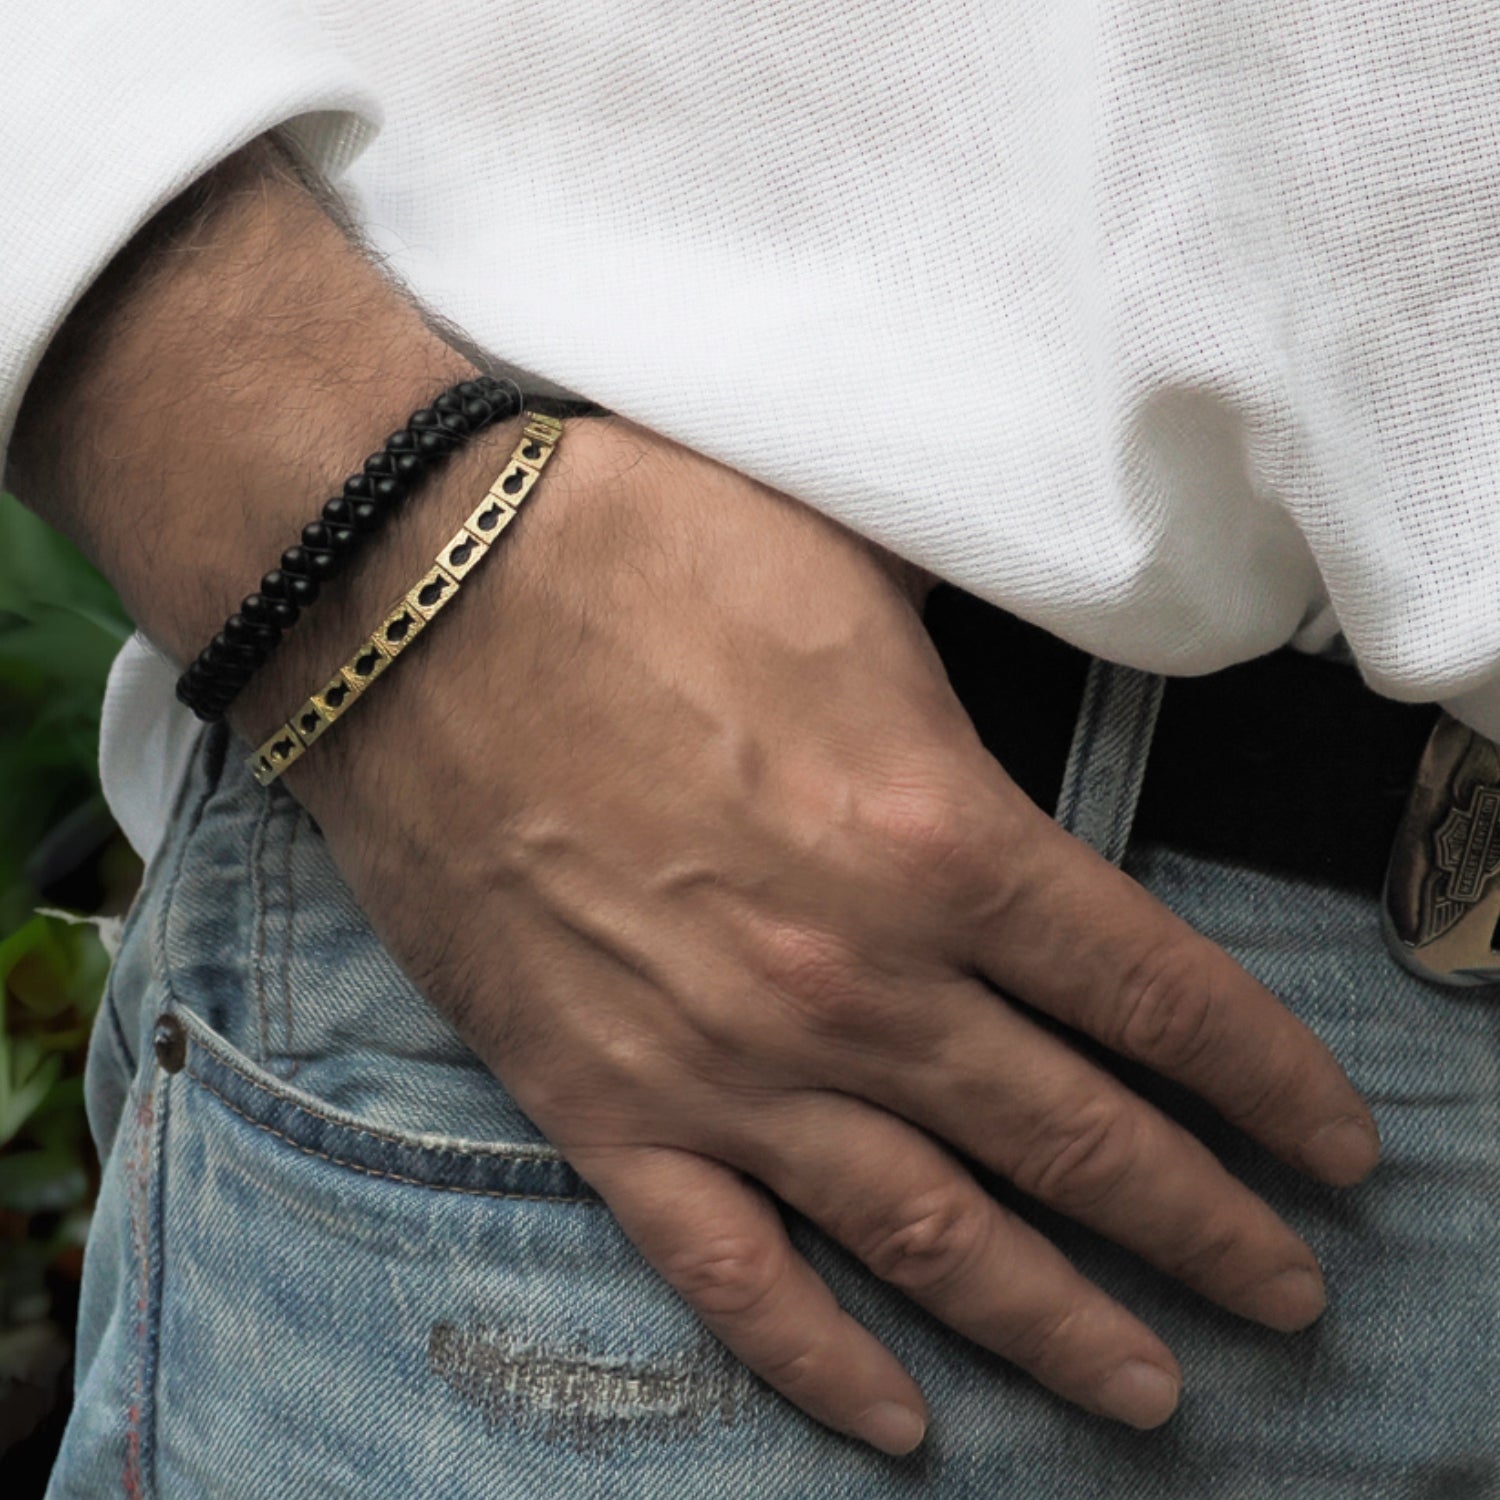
152, 1014, 187, 1073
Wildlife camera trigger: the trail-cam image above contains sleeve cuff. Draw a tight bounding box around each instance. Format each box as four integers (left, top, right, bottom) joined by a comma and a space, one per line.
0, 0, 380, 474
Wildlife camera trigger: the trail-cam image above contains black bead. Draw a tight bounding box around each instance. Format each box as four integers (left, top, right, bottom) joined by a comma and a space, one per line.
176, 376, 550, 724
191, 684, 231, 715
285, 573, 319, 606
225, 613, 276, 646
246, 589, 298, 630
302, 520, 353, 554
211, 631, 259, 664
280, 545, 335, 578
189, 686, 226, 716
216, 656, 255, 684
264, 565, 319, 604
483, 378, 521, 416
222, 642, 263, 670
324, 499, 377, 532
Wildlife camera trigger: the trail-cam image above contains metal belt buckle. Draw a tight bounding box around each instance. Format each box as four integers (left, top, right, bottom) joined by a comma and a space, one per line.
1385, 712, 1500, 985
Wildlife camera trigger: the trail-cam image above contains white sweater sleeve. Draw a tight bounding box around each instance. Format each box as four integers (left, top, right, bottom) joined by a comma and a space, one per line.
24, 2, 1500, 860
0, 0, 379, 471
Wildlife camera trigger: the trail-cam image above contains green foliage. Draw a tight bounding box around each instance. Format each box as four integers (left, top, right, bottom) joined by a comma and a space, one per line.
0, 913, 107, 1335
0, 491, 135, 1344
0, 916, 110, 1154
0, 491, 131, 936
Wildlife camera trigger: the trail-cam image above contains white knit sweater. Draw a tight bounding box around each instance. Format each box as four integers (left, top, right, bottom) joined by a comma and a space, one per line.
8, 1, 1500, 858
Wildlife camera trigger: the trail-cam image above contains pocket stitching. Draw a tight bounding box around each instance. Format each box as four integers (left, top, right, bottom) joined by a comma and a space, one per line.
187, 1067, 599, 1206
184, 1021, 566, 1163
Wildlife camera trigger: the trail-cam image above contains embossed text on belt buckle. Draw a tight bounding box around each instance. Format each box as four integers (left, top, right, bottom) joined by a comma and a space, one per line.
1384, 712, 1500, 985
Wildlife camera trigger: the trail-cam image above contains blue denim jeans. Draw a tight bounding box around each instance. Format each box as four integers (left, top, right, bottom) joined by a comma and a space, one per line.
48, 663, 1500, 1498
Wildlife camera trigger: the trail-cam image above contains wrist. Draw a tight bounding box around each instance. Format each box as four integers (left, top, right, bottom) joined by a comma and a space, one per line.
254, 410, 629, 825
229, 417, 525, 777
8, 137, 478, 670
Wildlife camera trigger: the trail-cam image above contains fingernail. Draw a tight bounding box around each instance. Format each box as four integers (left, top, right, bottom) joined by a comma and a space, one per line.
854, 1401, 927, 1456
1096, 1361, 1180, 1429
1250, 1265, 1326, 1333
1304, 1115, 1380, 1186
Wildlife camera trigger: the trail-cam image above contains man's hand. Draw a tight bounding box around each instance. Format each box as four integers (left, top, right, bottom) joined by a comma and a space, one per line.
9, 139, 1378, 1457
270, 415, 1378, 1452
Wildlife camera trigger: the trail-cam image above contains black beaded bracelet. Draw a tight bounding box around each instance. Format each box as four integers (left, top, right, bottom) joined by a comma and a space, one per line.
175, 374, 523, 721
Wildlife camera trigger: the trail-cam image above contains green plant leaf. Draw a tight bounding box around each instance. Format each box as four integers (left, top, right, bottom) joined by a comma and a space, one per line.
1, 914, 110, 1018
0, 493, 129, 630
0, 915, 109, 1145
0, 608, 124, 701
0, 1035, 63, 1145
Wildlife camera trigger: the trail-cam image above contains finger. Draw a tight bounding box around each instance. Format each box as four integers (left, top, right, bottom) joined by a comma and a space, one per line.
832, 977, 1329, 1333
731, 1092, 1183, 1430
968, 802, 1379, 1186
568, 1142, 929, 1456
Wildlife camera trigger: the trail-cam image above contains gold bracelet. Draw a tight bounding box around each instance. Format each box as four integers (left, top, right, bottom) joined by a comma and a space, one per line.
247, 410, 564, 787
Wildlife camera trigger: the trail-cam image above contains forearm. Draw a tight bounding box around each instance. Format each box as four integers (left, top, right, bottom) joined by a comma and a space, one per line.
6, 135, 497, 717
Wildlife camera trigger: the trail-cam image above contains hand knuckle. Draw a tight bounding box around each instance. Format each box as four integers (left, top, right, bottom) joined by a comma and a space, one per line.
755, 923, 869, 1038
663, 1234, 784, 1322
525, 1021, 673, 1121
863, 783, 987, 898
1115, 944, 1221, 1072
1011, 1099, 1138, 1214
859, 1189, 990, 1293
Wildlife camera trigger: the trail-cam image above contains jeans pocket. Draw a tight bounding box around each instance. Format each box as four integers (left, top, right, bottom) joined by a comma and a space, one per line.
56, 731, 799, 1500
143, 1007, 784, 1500
155, 727, 548, 1148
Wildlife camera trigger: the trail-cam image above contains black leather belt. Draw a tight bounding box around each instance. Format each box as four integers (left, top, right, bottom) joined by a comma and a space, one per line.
925, 586, 1440, 897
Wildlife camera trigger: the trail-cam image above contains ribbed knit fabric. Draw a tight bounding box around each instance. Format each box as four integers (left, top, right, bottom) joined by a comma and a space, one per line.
10, 2, 1500, 857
